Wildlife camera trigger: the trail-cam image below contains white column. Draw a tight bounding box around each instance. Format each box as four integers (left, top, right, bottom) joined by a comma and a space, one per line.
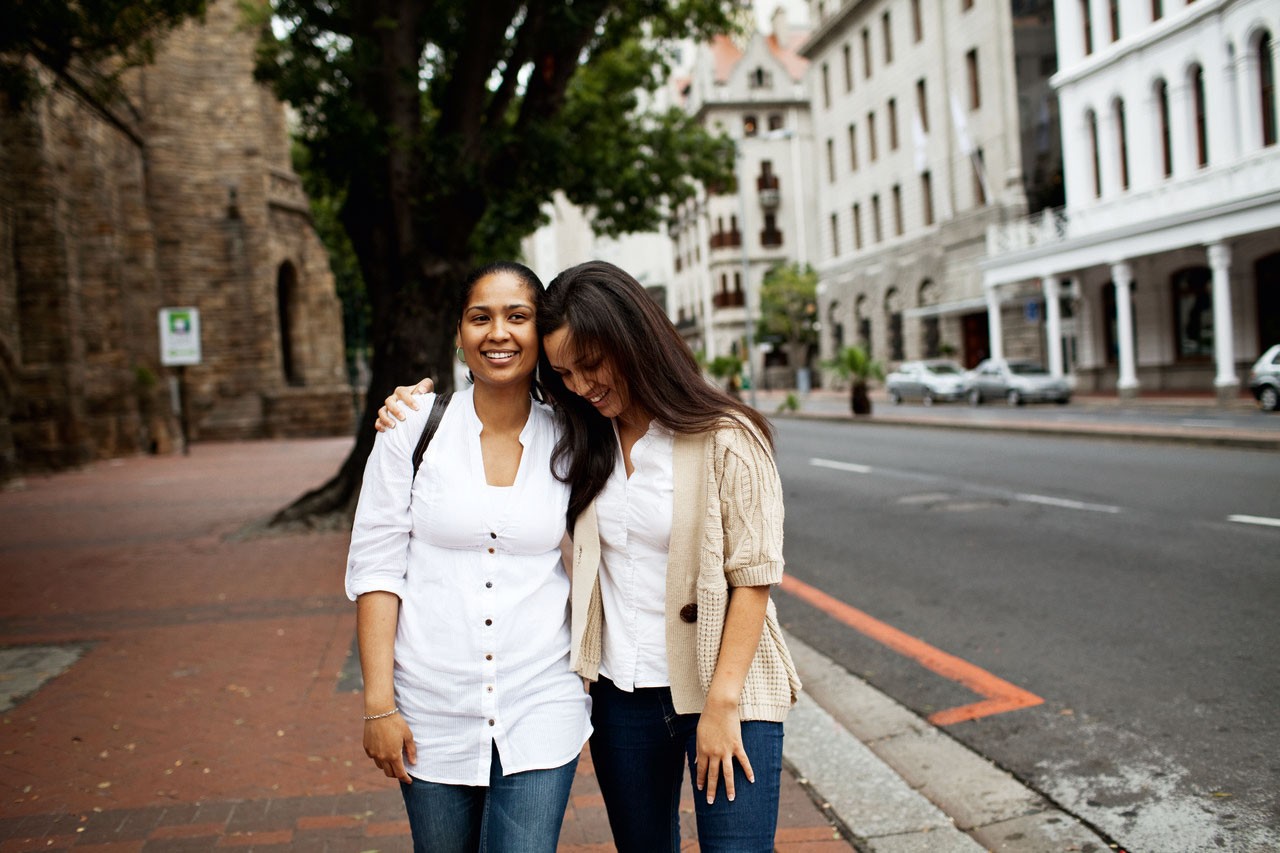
1208, 241, 1238, 398
986, 285, 1005, 362
1237, 49, 1262, 154
1169, 80, 1193, 179
1043, 275, 1064, 378
1112, 261, 1139, 396
1221, 49, 1243, 162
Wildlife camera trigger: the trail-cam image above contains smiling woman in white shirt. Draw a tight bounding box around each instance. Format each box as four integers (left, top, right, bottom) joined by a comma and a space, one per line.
345, 261, 590, 853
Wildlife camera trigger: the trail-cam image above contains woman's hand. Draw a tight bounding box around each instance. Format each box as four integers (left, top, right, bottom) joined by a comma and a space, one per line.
363, 714, 417, 784
695, 698, 754, 804
374, 379, 435, 431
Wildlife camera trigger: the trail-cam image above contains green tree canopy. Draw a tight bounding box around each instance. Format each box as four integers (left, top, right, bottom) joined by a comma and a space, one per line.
254, 0, 741, 521
757, 261, 817, 355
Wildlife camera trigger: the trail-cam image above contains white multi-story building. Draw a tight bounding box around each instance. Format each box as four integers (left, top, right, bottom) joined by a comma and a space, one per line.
667, 10, 818, 386
983, 0, 1279, 398
805, 0, 1062, 371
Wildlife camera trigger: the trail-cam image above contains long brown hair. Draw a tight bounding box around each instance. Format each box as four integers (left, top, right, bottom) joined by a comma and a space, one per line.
537, 260, 773, 523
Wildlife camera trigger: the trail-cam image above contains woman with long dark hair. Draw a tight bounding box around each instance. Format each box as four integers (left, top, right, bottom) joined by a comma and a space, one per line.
348, 262, 590, 853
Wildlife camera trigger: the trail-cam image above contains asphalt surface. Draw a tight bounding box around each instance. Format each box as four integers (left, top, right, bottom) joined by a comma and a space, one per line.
1, 390, 1274, 852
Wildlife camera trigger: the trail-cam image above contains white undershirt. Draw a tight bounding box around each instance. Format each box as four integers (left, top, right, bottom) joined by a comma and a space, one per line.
346, 388, 591, 785
596, 420, 675, 690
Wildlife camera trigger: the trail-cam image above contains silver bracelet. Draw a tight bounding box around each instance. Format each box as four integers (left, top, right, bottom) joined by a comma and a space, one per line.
363, 707, 399, 721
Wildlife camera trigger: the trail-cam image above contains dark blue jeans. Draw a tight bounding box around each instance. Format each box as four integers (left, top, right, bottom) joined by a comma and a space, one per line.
589, 677, 784, 853
399, 741, 577, 853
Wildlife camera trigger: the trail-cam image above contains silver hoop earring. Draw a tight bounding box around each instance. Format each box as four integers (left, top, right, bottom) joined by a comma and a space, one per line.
456, 347, 466, 364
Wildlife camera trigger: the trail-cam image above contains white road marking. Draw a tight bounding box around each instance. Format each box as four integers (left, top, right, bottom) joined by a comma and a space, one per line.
1015, 493, 1122, 514
1180, 419, 1233, 429
810, 457, 873, 474
1227, 514, 1280, 528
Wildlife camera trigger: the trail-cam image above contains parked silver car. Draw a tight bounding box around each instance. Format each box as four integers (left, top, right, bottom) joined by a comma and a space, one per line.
1247, 343, 1280, 412
885, 359, 971, 405
967, 359, 1071, 406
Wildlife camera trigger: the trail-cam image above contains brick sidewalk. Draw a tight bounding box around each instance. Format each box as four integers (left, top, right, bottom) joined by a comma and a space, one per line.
0, 439, 850, 852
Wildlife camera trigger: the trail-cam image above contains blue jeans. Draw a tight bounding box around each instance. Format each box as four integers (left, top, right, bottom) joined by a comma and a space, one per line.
399, 741, 577, 853
589, 677, 784, 853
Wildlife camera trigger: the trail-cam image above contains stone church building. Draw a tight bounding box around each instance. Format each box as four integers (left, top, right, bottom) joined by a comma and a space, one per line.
0, 0, 353, 481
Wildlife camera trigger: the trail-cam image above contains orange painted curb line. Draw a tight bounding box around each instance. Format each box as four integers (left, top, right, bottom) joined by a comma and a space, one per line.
778, 575, 1043, 725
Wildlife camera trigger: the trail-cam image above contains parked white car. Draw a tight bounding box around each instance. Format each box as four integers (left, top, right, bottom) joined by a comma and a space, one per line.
1247, 343, 1280, 412
967, 359, 1071, 406
885, 359, 971, 405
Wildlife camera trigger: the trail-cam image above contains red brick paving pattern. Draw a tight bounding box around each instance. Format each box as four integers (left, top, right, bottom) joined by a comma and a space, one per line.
0, 439, 850, 851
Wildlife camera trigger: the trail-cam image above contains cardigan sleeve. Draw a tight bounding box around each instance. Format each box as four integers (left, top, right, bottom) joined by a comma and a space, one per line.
714, 426, 785, 588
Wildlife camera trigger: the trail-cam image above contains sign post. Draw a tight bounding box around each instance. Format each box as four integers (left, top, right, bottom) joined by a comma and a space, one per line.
158, 308, 202, 454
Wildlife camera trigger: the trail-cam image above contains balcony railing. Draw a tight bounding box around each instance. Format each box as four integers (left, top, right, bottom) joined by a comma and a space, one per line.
713, 291, 745, 308
709, 231, 742, 250
761, 229, 783, 248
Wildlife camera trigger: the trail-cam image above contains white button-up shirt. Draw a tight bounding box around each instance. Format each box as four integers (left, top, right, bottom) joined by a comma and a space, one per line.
346, 388, 591, 785
596, 421, 675, 690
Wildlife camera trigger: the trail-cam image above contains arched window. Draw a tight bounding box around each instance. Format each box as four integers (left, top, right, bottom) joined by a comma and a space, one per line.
1190, 63, 1208, 167
1155, 79, 1172, 177
1259, 31, 1277, 147
277, 262, 302, 386
1171, 266, 1213, 359
884, 287, 904, 361
918, 280, 940, 357
1087, 109, 1102, 197
1113, 98, 1129, 190
854, 294, 872, 355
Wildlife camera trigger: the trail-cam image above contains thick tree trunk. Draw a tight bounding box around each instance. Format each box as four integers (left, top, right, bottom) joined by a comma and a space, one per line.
270, 274, 459, 527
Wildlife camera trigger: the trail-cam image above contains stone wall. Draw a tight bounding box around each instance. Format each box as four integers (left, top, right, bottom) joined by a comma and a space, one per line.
0, 0, 353, 479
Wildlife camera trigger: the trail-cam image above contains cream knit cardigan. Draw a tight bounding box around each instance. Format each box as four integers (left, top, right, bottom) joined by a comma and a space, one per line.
568, 423, 801, 721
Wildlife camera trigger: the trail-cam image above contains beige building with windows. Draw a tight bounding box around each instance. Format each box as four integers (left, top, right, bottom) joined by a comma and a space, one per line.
983, 0, 1279, 398
806, 0, 1062, 373
667, 11, 817, 387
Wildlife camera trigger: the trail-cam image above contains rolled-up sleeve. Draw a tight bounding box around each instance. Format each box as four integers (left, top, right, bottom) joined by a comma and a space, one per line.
344, 398, 433, 601
716, 428, 785, 588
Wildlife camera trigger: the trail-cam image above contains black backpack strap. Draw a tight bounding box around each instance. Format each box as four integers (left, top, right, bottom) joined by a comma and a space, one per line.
411, 391, 452, 483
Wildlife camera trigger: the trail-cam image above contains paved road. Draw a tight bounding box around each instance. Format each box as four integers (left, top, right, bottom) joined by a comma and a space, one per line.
768, 418, 1280, 852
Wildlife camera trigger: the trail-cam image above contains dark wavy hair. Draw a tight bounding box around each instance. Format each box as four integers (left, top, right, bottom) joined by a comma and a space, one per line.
537, 260, 773, 524
457, 261, 546, 401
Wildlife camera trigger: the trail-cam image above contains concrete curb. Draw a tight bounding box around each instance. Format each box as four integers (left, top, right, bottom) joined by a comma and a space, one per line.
771, 410, 1280, 451
783, 632, 1116, 853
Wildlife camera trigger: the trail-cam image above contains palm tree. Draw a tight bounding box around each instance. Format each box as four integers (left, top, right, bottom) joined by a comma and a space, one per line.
822, 345, 885, 416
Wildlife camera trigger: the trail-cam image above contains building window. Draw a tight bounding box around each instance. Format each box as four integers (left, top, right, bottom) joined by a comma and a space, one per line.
1151, 0, 1163, 20
912, 0, 923, 41
872, 193, 883, 242
768, 113, 784, 131
821, 63, 831, 109
888, 98, 899, 149
1156, 79, 1173, 177
916, 79, 929, 131
1114, 98, 1129, 190
882, 11, 894, 64
848, 124, 859, 171
761, 212, 783, 248
749, 67, 772, 89
1109, 0, 1120, 42
972, 148, 988, 205
1172, 267, 1214, 359
1261, 31, 1277, 147
826, 138, 836, 183
1102, 281, 1137, 365
1087, 109, 1102, 196
852, 202, 864, 249
843, 43, 853, 92
1081, 0, 1094, 55
868, 111, 878, 161
966, 49, 980, 109
1191, 63, 1208, 167
830, 213, 840, 257
921, 171, 935, 225
862, 28, 872, 78
892, 184, 904, 236
744, 115, 758, 136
